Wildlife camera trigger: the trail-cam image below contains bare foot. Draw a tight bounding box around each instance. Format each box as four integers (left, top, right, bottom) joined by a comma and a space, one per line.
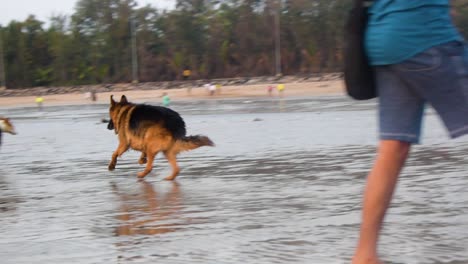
352, 254, 383, 264
164, 175, 176, 181
137, 171, 150, 178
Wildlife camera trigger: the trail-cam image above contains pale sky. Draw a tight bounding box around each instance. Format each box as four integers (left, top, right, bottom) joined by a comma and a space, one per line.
0, 0, 175, 26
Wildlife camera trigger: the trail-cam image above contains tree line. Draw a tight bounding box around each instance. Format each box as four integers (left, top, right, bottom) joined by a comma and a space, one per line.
1, 0, 468, 89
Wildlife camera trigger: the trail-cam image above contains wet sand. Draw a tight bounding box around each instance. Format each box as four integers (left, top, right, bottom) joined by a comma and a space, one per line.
0, 80, 344, 107
0, 96, 467, 264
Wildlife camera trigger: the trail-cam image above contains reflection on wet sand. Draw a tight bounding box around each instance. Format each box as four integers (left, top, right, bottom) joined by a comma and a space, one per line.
278, 98, 285, 112
0, 175, 20, 213
112, 181, 182, 236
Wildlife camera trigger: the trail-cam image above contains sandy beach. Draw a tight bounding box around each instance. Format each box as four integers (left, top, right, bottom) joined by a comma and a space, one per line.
0, 80, 345, 108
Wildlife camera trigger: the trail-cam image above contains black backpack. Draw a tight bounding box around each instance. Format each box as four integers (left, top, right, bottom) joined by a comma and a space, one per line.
343, 0, 376, 100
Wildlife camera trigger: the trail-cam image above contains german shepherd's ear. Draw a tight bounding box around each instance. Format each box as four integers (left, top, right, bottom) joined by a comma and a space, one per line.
120, 95, 128, 104
110, 95, 116, 107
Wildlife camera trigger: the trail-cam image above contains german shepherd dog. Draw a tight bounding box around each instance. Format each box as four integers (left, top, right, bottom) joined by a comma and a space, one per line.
107, 95, 214, 180
0, 117, 17, 146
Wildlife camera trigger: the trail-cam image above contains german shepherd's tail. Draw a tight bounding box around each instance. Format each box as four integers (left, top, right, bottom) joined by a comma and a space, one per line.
173, 135, 214, 153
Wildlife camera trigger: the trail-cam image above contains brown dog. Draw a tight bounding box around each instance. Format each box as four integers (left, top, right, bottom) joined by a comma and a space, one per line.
0, 117, 17, 146
107, 95, 214, 180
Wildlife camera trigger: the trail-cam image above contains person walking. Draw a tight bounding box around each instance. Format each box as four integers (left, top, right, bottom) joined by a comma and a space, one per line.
35, 95, 44, 110
277, 83, 285, 97
162, 92, 171, 107
352, 1, 468, 264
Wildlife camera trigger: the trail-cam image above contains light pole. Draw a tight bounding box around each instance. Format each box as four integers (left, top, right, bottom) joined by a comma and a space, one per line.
274, 0, 282, 77
130, 16, 138, 84
0, 26, 6, 89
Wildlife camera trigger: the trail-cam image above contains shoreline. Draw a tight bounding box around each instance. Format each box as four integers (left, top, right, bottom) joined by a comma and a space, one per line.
0, 79, 345, 108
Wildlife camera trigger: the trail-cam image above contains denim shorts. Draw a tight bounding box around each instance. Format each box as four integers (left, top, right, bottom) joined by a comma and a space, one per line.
375, 41, 468, 144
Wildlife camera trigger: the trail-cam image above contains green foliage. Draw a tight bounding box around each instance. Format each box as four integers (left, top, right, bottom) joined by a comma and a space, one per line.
1, 0, 467, 88
34, 67, 53, 86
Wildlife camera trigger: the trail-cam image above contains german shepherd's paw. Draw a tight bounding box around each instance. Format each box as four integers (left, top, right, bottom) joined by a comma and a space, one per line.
108, 163, 116, 171
138, 157, 147, 165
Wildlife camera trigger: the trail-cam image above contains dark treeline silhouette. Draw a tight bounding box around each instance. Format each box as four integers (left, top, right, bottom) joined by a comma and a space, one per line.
1, 0, 468, 89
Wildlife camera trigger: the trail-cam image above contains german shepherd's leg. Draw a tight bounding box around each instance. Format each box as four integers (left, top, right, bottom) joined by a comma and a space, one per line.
163, 151, 180, 181
138, 152, 147, 165
108, 143, 129, 171
137, 151, 158, 178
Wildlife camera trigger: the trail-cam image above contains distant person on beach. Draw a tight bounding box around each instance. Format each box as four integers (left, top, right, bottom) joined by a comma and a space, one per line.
209, 84, 216, 96
162, 92, 171, 107
204, 82, 211, 95
91, 90, 97, 102
352, 1, 468, 264
277, 83, 285, 97
85, 90, 97, 102
35, 96, 44, 109
183, 69, 191, 81
267, 85, 273, 96
183, 69, 192, 94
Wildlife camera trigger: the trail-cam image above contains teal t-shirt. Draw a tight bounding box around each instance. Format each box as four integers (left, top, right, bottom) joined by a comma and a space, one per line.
365, 0, 462, 65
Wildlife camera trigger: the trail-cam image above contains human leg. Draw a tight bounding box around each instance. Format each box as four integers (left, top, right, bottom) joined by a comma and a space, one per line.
353, 65, 424, 263
352, 140, 411, 264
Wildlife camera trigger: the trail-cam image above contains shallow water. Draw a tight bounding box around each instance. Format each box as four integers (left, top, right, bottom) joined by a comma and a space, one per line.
0, 96, 467, 264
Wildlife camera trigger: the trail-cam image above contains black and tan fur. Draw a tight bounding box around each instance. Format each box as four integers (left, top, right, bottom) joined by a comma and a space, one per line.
107, 95, 214, 180
0, 117, 17, 146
